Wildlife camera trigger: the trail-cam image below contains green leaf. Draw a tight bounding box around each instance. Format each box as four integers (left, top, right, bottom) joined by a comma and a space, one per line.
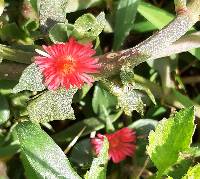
13, 63, 45, 93
15, 121, 81, 179
0, 0, 4, 17
40, 0, 67, 32
20, 0, 39, 32
0, 94, 10, 124
147, 107, 195, 176
172, 90, 197, 107
0, 80, 17, 95
49, 23, 69, 43
0, 44, 33, 64
137, 1, 174, 29
167, 158, 192, 179
112, 84, 144, 116
113, 0, 140, 50
65, 0, 103, 13
0, 23, 33, 45
129, 119, 158, 133
137, 2, 200, 61
27, 88, 77, 123
131, 82, 156, 105
129, 119, 158, 166
182, 164, 200, 179
85, 137, 109, 179
53, 110, 122, 143
120, 67, 156, 105
70, 139, 93, 169
133, 21, 157, 33
0, 142, 19, 159
190, 48, 200, 60
92, 84, 117, 117
29, 0, 39, 12
73, 84, 92, 102
73, 12, 106, 41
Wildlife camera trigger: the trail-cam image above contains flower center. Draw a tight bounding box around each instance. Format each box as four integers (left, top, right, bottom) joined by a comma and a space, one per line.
109, 137, 120, 148
58, 56, 76, 75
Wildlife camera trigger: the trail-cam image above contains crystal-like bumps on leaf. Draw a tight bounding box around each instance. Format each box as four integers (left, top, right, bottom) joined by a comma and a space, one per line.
27, 88, 77, 123
35, 37, 99, 90
91, 127, 136, 163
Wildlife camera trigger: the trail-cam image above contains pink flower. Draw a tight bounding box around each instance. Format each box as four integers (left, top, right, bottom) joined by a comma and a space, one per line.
91, 128, 136, 163
35, 38, 99, 90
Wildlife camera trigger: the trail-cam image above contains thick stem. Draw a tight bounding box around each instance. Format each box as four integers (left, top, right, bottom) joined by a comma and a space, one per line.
174, 0, 187, 14
98, 0, 200, 77
2, 32, 200, 80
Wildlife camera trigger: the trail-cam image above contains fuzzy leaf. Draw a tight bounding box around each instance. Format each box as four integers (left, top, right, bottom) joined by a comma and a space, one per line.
147, 107, 195, 176
15, 121, 81, 179
85, 137, 109, 179
73, 12, 106, 41
120, 66, 156, 104
39, 0, 67, 32
13, 63, 45, 93
27, 88, 77, 123
182, 164, 200, 179
113, 84, 144, 116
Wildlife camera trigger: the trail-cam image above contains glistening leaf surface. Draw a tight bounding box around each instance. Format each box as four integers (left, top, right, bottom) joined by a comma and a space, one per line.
73, 12, 106, 41
13, 63, 45, 93
28, 88, 77, 123
15, 121, 81, 179
39, 0, 67, 32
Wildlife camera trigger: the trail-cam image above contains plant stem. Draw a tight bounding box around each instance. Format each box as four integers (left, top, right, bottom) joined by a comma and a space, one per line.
98, 0, 200, 76
0, 44, 34, 64
174, 0, 187, 14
